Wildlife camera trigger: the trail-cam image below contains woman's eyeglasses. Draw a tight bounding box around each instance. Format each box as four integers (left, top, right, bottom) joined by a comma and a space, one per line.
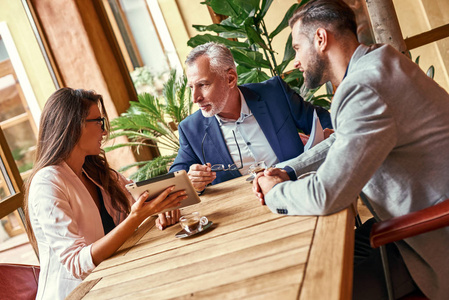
202, 130, 243, 172
85, 117, 105, 131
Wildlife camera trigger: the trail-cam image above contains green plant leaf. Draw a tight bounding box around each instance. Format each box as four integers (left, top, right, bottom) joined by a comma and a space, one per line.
230, 48, 271, 69
301, 85, 321, 101
236, 65, 253, 74
108, 69, 190, 180
104, 141, 151, 153
203, 0, 238, 17
108, 130, 156, 141
415, 55, 420, 65
132, 93, 165, 120
282, 68, 304, 84
325, 81, 334, 95
235, 0, 260, 16
269, 3, 301, 39
427, 65, 435, 79
204, 0, 259, 25
159, 70, 192, 124
244, 20, 270, 51
275, 60, 290, 76
112, 114, 169, 135
406, 50, 412, 60
282, 33, 295, 63
275, 33, 295, 74
259, 0, 274, 20
118, 154, 178, 181
238, 69, 270, 84
116, 160, 150, 172
220, 17, 242, 29
163, 70, 176, 111
176, 75, 193, 119
192, 24, 247, 38
307, 96, 331, 110
188, 34, 248, 49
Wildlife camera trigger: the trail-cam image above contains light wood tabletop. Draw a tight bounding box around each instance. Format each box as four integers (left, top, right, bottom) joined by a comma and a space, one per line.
68, 176, 354, 300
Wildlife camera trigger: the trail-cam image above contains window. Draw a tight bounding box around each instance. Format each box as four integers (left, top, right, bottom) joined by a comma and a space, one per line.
103, 0, 182, 94
0, 22, 40, 181
0, 22, 39, 264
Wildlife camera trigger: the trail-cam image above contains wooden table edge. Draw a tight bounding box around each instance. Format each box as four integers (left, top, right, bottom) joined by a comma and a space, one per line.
66, 278, 102, 300
299, 206, 355, 300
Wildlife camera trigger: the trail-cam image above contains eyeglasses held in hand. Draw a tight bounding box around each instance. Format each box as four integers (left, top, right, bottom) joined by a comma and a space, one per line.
202, 130, 243, 172
85, 117, 105, 131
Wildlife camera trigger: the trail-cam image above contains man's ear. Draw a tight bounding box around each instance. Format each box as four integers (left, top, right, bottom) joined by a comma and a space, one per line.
227, 68, 238, 88
315, 28, 328, 53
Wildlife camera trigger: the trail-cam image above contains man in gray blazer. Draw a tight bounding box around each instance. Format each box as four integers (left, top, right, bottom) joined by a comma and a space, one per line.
253, 1, 449, 299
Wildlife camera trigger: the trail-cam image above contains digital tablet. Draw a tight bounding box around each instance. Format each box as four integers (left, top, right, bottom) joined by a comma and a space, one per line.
125, 170, 201, 214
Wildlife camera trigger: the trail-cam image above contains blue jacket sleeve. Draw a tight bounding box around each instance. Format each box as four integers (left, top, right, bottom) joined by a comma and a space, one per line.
278, 77, 332, 134
169, 123, 202, 173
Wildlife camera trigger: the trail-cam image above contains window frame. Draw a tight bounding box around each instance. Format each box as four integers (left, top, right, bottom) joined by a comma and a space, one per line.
0, 127, 24, 220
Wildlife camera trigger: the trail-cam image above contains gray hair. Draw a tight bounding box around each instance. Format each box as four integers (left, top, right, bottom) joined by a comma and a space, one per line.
185, 42, 236, 76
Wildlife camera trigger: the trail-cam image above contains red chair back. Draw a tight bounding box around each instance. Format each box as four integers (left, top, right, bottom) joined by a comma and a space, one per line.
0, 264, 40, 300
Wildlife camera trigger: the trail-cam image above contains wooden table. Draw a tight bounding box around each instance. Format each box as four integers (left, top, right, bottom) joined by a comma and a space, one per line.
68, 176, 354, 300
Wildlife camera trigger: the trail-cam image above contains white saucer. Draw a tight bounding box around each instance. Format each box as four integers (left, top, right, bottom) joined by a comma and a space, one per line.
175, 221, 214, 238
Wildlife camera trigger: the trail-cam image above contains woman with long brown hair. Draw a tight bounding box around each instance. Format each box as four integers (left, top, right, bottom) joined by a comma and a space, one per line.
24, 88, 185, 299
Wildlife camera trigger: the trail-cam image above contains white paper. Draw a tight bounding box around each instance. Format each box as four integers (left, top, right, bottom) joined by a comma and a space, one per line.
304, 109, 324, 151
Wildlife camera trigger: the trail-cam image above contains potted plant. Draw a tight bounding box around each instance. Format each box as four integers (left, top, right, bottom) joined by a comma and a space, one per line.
104, 70, 192, 181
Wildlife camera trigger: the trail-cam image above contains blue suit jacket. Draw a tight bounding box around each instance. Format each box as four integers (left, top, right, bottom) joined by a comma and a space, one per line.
170, 76, 331, 184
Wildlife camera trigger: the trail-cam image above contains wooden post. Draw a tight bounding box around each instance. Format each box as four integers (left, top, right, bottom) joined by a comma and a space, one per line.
365, 0, 408, 54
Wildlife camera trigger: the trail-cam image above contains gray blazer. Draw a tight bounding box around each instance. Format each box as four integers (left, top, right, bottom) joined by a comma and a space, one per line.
265, 44, 449, 299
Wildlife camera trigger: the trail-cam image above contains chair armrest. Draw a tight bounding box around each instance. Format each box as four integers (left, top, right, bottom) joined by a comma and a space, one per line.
370, 199, 449, 248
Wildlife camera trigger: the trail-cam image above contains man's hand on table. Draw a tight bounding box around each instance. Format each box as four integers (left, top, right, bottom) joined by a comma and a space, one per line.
253, 168, 290, 205
156, 209, 181, 230
188, 163, 216, 192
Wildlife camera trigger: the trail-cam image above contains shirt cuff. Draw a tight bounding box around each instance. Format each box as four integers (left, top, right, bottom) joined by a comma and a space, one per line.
283, 166, 297, 181
81, 244, 96, 279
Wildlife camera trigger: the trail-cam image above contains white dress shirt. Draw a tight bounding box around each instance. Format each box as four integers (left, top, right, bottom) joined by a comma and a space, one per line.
215, 90, 279, 175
